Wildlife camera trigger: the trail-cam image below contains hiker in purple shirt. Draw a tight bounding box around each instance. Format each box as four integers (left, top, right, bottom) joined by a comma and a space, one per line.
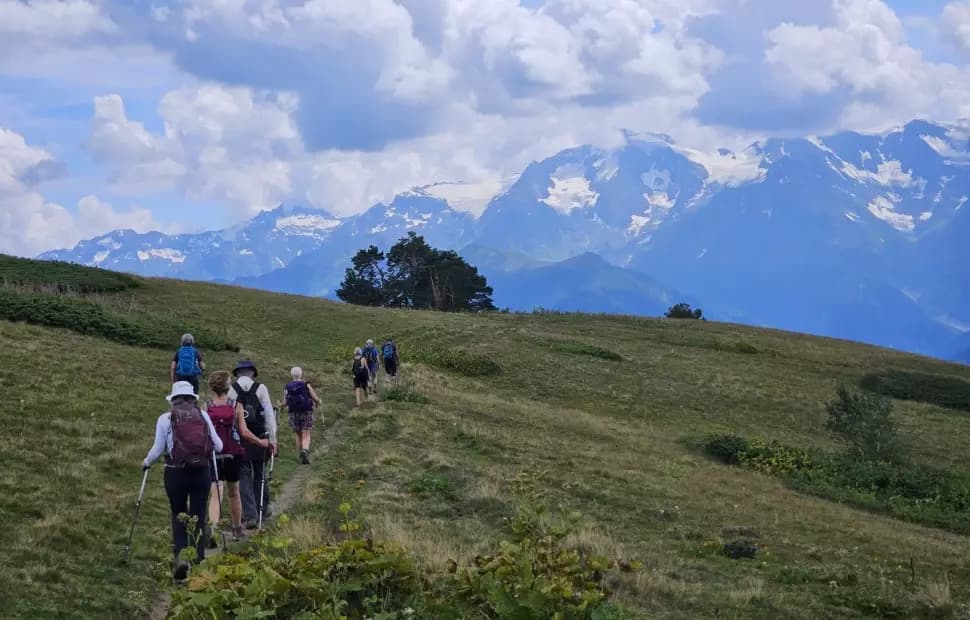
281, 366, 322, 465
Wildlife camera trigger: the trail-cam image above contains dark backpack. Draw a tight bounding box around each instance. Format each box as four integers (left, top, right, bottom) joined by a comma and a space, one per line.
169, 402, 213, 468
233, 381, 267, 461
381, 342, 395, 359
352, 357, 366, 376
206, 401, 245, 458
176, 345, 201, 377
285, 380, 314, 413
364, 346, 378, 364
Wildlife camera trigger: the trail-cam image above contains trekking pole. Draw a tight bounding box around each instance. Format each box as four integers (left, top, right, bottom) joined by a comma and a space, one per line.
210, 452, 228, 550
123, 467, 150, 564
257, 447, 268, 530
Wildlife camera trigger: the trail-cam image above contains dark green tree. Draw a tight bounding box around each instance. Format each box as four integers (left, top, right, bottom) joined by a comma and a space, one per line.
338, 233, 494, 312
335, 246, 386, 306
665, 303, 703, 319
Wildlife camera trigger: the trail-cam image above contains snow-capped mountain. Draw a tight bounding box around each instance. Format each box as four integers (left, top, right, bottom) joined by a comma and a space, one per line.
40, 205, 343, 282
40, 119, 970, 360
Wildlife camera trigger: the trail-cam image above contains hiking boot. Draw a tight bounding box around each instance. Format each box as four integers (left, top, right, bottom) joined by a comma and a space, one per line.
299, 449, 310, 465
172, 559, 189, 582
244, 520, 258, 530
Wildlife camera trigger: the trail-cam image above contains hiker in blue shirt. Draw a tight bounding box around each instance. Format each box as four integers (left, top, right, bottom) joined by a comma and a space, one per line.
171, 333, 205, 393
381, 337, 400, 378
362, 339, 381, 394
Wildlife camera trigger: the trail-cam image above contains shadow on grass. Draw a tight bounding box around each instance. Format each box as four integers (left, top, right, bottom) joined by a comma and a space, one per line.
859, 370, 970, 413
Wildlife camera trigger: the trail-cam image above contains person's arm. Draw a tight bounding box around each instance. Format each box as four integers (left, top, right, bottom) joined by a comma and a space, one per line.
235, 403, 269, 447
143, 414, 169, 468
257, 385, 278, 454
202, 411, 224, 454
170, 360, 177, 383
197, 350, 205, 373
279, 388, 289, 413
307, 384, 322, 407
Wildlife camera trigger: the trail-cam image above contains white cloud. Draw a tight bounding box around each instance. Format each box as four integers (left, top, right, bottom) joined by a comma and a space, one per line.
0, 127, 158, 256
764, 0, 970, 129
942, 1, 970, 54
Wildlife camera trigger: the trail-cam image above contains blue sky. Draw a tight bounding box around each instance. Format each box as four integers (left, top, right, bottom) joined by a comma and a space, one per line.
1, 0, 969, 256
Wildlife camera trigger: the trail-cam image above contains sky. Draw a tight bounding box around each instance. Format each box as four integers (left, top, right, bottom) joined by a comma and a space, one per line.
2, 0, 970, 257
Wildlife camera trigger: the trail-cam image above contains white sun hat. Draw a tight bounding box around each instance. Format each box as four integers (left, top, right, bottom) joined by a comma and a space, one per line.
166, 380, 198, 402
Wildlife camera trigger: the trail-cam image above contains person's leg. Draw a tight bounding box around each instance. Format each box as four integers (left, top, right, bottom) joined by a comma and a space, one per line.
238, 459, 257, 525
207, 482, 220, 526
188, 467, 212, 564
293, 431, 301, 454
164, 468, 189, 563
302, 429, 311, 451
226, 481, 242, 527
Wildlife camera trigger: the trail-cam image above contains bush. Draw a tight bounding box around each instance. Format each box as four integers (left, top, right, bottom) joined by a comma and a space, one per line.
739, 440, 815, 476
697, 433, 970, 535
382, 382, 430, 404
826, 387, 899, 461
665, 303, 703, 320
0, 254, 138, 293
701, 434, 750, 465
860, 370, 970, 413
407, 473, 457, 500
407, 345, 502, 377
549, 340, 623, 362
0, 288, 238, 351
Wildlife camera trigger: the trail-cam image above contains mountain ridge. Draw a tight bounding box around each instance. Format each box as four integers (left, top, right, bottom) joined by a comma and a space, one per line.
41, 119, 970, 361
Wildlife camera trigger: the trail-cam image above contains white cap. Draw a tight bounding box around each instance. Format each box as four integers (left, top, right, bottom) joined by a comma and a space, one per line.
166, 381, 198, 402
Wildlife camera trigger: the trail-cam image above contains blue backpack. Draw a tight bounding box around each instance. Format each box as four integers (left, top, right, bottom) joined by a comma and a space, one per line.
382, 342, 395, 359
176, 345, 201, 377
364, 346, 378, 364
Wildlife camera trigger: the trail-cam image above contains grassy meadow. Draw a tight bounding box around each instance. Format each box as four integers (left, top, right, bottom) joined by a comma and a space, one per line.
1, 258, 969, 618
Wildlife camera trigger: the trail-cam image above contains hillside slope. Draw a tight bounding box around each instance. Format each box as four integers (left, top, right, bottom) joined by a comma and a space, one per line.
2, 259, 970, 618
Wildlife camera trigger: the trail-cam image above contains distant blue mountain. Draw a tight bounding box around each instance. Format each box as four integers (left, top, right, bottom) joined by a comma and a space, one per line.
43, 120, 970, 361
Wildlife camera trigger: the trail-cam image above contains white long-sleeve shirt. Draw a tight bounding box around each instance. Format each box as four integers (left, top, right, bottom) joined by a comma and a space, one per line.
143, 410, 223, 468
228, 376, 277, 444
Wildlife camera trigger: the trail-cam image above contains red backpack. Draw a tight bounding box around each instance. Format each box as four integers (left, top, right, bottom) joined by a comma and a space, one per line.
206, 401, 245, 457
169, 401, 214, 468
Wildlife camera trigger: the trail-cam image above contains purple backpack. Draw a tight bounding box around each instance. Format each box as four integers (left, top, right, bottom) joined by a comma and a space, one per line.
285, 380, 314, 413
169, 402, 213, 468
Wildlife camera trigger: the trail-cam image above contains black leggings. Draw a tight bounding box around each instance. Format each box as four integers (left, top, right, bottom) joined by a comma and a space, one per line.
164, 466, 211, 563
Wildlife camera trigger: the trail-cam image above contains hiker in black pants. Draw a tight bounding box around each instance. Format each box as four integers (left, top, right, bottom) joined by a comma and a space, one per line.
171, 333, 205, 393
228, 360, 277, 529
381, 337, 400, 378
142, 381, 223, 581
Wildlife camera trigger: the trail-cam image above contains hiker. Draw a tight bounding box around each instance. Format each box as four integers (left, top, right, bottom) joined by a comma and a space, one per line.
363, 339, 380, 394
142, 381, 223, 581
228, 360, 277, 529
171, 333, 205, 393
381, 337, 400, 378
352, 347, 369, 406
282, 366, 322, 465
204, 371, 270, 543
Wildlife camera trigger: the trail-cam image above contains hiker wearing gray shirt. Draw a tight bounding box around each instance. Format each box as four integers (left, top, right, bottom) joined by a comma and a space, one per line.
228, 360, 277, 528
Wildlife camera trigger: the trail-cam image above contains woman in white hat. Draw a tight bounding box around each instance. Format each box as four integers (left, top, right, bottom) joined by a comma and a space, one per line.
143, 381, 223, 581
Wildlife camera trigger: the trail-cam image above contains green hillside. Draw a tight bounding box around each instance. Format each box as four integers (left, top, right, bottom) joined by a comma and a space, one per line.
2, 257, 970, 619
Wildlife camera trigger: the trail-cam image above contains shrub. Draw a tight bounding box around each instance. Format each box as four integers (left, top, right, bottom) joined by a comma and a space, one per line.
407, 345, 502, 377
0, 288, 238, 351
407, 474, 457, 500
739, 440, 815, 476
0, 254, 138, 293
826, 387, 899, 461
695, 432, 970, 535
451, 473, 634, 620
665, 303, 703, 320
860, 370, 970, 413
169, 532, 430, 619
701, 434, 750, 465
549, 340, 623, 362
382, 382, 430, 404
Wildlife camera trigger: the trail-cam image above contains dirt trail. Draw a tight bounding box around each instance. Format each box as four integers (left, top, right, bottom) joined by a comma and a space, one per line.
146, 411, 346, 620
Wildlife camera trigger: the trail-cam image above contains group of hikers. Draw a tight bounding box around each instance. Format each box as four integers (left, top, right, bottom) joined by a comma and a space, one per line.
137, 333, 401, 581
